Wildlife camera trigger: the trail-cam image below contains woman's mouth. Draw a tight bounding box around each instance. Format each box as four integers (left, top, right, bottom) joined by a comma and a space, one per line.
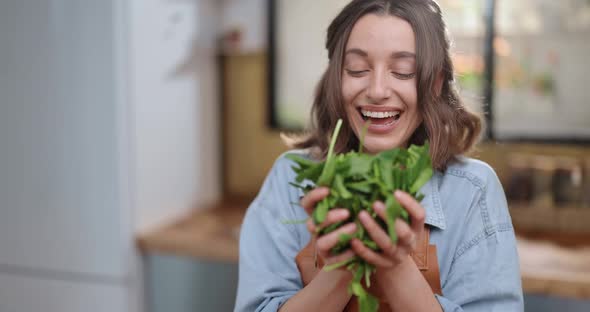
358, 107, 402, 127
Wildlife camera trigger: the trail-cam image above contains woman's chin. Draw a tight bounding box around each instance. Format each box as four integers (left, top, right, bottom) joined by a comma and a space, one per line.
362, 139, 401, 154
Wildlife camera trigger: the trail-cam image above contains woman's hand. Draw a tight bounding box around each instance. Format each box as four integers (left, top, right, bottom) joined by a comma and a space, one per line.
300, 187, 357, 268
348, 190, 442, 311
283, 187, 357, 312
350, 190, 426, 273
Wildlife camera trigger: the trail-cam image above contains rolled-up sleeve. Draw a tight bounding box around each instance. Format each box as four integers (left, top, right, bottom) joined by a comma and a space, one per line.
234, 156, 304, 312
436, 169, 524, 311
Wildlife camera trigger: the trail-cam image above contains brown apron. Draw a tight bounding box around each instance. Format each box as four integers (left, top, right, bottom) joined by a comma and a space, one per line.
295, 226, 442, 312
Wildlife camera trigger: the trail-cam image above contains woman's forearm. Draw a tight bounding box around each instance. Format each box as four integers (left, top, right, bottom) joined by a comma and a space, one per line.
379, 256, 443, 312
279, 269, 353, 312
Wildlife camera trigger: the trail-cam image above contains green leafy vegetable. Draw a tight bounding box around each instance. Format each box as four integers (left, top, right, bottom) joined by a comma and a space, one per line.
286, 118, 433, 312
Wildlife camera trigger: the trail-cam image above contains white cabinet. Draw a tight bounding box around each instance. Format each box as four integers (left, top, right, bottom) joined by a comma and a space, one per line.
0, 273, 128, 312
0, 0, 127, 278
146, 254, 238, 312
0, 0, 220, 311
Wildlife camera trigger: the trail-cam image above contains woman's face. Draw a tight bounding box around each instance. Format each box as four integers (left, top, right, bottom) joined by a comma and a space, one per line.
342, 14, 422, 154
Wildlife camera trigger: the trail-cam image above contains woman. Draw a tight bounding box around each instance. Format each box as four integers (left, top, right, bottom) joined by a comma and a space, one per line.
235, 0, 523, 311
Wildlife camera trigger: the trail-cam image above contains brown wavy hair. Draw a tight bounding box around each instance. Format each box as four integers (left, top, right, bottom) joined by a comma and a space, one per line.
285, 0, 483, 171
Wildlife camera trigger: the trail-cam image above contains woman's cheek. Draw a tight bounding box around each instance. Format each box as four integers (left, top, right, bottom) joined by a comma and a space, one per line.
397, 81, 418, 109
341, 77, 353, 103
341, 77, 363, 104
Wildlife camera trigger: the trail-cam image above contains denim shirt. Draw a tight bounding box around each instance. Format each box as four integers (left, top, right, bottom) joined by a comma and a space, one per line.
235, 150, 524, 312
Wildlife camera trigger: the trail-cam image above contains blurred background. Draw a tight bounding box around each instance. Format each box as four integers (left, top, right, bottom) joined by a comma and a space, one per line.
0, 0, 589, 311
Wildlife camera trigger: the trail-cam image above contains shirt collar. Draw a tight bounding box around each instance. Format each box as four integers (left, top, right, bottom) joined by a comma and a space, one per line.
419, 170, 447, 230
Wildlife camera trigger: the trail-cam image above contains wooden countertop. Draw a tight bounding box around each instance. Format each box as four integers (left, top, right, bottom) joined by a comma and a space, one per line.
137, 201, 590, 300
136, 200, 246, 263
518, 237, 590, 299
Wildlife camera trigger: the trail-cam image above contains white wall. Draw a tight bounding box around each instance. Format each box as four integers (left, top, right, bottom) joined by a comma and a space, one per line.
129, 0, 221, 233
220, 0, 266, 52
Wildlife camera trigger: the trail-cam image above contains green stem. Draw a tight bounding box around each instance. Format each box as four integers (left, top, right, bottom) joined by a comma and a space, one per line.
326, 119, 343, 161
359, 120, 371, 154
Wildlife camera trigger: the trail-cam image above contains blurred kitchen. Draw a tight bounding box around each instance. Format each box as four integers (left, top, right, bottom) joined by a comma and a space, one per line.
0, 0, 589, 312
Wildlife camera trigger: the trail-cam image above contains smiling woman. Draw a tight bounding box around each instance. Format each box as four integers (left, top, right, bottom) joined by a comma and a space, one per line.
341, 14, 421, 153
287, 0, 481, 171
235, 1, 524, 311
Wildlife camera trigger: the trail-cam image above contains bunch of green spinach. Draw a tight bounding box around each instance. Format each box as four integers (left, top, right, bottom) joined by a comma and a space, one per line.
286, 119, 433, 312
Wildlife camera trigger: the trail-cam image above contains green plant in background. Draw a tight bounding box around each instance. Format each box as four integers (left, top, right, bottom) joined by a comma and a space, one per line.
277, 102, 307, 130
457, 70, 483, 92
286, 119, 433, 312
531, 71, 555, 96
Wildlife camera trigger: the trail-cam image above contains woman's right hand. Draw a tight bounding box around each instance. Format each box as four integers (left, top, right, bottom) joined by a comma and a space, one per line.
282, 187, 356, 312
300, 187, 358, 268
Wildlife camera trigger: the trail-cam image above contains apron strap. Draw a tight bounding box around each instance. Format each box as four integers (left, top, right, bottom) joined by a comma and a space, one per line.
411, 226, 442, 295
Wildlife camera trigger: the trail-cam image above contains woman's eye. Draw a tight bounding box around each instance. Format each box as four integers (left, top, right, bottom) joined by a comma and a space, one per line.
393, 72, 416, 80
345, 69, 368, 77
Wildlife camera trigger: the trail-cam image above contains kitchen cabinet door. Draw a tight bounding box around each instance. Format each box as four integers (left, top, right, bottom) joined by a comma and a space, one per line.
0, 0, 128, 277
0, 273, 128, 312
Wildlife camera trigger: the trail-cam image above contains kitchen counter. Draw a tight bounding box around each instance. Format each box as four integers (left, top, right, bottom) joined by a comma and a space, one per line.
137, 201, 590, 300
518, 237, 590, 299
137, 200, 246, 263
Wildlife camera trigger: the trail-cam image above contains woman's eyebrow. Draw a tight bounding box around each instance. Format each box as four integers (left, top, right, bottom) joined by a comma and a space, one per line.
391, 51, 415, 60
345, 48, 368, 57
344, 48, 415, 60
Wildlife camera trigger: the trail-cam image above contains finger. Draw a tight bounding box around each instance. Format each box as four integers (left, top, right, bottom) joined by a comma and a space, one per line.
373, 200, 418, 253
300, 187, 330, 215
324, 249, 355, 266
316, 223, 356, 253
372, 200, 387, 222
373, 201, 402, 250
394, 190, 426, 234
318, 209, 350, 229
306, 219, 316, 233
395, 218, 417, 251
351, 239, 392, 268
307, 209, 350, 235
359, 209, 396, 256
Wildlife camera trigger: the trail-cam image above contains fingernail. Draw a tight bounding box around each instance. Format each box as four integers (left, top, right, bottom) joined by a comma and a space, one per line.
374, 201, 385, 211
394, 190, 403, 198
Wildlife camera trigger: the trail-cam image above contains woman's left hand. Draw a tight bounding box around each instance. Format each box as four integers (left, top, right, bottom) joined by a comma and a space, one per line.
350, 190, 426, 272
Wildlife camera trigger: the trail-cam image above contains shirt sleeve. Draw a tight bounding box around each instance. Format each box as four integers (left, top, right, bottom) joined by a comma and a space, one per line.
234, 155, 306, 312
435, 169, 524, 312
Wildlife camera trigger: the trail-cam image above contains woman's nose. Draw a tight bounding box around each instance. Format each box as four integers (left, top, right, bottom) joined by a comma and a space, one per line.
366, 70, 392, 103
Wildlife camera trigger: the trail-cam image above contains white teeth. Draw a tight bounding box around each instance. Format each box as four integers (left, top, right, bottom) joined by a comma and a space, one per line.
360, 109, 400, 119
